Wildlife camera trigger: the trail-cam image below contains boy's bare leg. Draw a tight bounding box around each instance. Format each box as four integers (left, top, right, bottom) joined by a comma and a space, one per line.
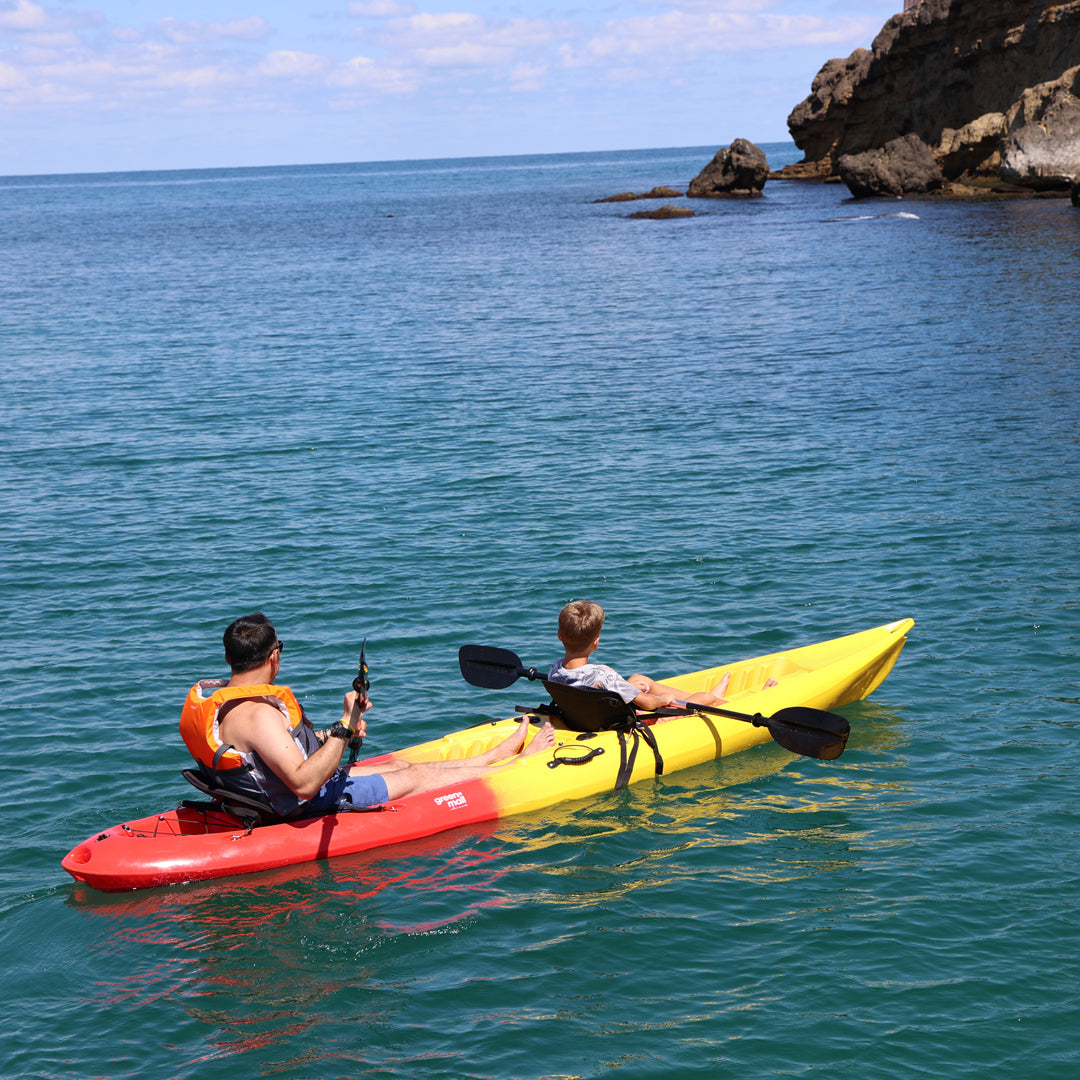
631, 673, 731, 706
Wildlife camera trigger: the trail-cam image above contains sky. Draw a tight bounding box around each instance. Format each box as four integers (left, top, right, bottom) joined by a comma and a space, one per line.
0, 0, 902, 176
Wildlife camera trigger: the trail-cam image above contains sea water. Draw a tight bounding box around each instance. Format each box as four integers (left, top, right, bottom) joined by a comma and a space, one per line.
1, 144, 1078, 1079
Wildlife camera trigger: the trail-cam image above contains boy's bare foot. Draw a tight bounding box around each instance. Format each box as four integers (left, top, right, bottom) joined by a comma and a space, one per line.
708, 672, 731, 704
763, 678, 779, 689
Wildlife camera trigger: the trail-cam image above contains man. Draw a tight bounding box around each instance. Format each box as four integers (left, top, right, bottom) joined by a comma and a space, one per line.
180, 612, 554, 818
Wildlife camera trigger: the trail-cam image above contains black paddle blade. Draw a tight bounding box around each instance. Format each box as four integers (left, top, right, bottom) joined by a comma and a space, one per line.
770, 706, 850, 739
458, 644, 528, 689
766, 715, 849, 760
352, 638, 370, 695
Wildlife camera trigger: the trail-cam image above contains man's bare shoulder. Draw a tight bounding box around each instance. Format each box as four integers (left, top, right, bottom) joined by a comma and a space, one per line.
219, 696, 288, 749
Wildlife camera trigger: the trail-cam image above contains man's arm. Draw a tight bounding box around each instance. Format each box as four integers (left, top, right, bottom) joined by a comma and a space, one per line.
221, 693, 368, 800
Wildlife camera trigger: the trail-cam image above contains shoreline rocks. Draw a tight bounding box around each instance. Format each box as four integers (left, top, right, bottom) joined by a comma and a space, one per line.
597, 139, 770, 215
1001, 68, 1080, 188
838, 133, 944, 197
687, 139, 769, 198
782, 0, 1080, 200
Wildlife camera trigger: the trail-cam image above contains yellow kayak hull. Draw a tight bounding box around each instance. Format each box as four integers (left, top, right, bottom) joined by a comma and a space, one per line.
391, 618, 915, 815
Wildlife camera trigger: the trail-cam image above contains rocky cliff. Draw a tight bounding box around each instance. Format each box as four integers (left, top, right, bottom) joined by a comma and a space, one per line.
783, 0, 1080, 195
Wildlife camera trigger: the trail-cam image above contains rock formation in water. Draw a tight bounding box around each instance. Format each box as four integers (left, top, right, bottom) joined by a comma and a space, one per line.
627, 204, 696, 219
594, 187, 685, 203
783, 0, 1080, 197
838, 133, 945, 196
687, 139, 770, 197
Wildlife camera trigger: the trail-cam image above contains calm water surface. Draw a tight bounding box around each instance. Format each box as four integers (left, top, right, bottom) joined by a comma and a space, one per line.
1, 145, 1078, 1078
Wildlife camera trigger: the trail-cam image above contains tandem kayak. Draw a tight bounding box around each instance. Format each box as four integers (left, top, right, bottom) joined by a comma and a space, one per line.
62, 619, 913, 892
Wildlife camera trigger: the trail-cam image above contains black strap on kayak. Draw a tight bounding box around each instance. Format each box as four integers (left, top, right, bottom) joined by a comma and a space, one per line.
612, 721, 664, 793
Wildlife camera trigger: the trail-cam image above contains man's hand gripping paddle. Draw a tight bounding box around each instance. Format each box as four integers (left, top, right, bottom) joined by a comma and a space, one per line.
348, 639, 368, 766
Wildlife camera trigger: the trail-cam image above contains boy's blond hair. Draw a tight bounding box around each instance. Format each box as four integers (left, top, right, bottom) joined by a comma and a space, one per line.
558, 600, 605, 650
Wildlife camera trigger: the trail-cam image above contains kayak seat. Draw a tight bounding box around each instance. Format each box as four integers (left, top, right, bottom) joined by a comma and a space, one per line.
180, 766, 313, 830
539, 680, 692, 732
540, 680, 636, 732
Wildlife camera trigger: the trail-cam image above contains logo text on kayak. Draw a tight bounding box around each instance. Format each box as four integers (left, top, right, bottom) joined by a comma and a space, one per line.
434, 791, 467, 810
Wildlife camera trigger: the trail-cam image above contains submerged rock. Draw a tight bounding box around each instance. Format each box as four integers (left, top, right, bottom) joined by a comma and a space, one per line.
687, 139, 769, 198
595, 186, 684, 203
627, 204, 695, 219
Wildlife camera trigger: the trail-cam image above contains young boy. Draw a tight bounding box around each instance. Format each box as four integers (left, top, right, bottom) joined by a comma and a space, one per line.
548, 600, 731, 712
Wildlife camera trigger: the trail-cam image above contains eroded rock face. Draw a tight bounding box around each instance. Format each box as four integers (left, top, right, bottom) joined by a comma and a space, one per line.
1001, 69, 1080, 187
687, 139, 769, 197
838, 134, 944, 197
786, 49, 873, 171
937, 112, 1008, 178
785, 0, 1080, 192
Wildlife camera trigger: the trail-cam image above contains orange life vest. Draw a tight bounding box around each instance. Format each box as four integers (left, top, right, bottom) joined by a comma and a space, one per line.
180, 680, 321, 814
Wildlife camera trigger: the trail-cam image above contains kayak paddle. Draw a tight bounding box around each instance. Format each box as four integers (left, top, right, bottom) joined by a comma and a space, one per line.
670, 699, 848, 761
457, 644, 850, 761
348, 639, 368, 765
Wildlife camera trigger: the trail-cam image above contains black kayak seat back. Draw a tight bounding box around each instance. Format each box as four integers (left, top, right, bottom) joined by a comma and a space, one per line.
541, 679, 637, 732
180, 766, 308, 829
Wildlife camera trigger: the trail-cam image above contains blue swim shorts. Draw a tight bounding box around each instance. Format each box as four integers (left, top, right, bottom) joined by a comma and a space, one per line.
307, 769, 390, 813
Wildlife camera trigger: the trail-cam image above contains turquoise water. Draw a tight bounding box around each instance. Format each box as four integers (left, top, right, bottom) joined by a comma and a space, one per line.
2, 144, 1078, 1078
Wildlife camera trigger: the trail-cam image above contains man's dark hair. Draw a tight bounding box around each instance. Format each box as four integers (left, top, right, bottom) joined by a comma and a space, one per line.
223, 612, 279, 673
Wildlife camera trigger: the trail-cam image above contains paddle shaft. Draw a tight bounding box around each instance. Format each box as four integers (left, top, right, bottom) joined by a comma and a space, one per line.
348, 639, 368, 764
673, 699, 767, 728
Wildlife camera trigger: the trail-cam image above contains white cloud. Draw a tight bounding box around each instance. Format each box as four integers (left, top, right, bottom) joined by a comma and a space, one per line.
0, 58, 25, 87
508, 60, 547, 91
0, 2, 882, 126
260, 50, 331, 79
413, 41, 507, 66
348, 0, 414, 16
156, 16, 272, 45
408, 11, 480, 33
0, 0, 47, 32
579, 9, 872, 66
328, 54, 419, 94
0, 1, 96, 48
371, 11, 564, 74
